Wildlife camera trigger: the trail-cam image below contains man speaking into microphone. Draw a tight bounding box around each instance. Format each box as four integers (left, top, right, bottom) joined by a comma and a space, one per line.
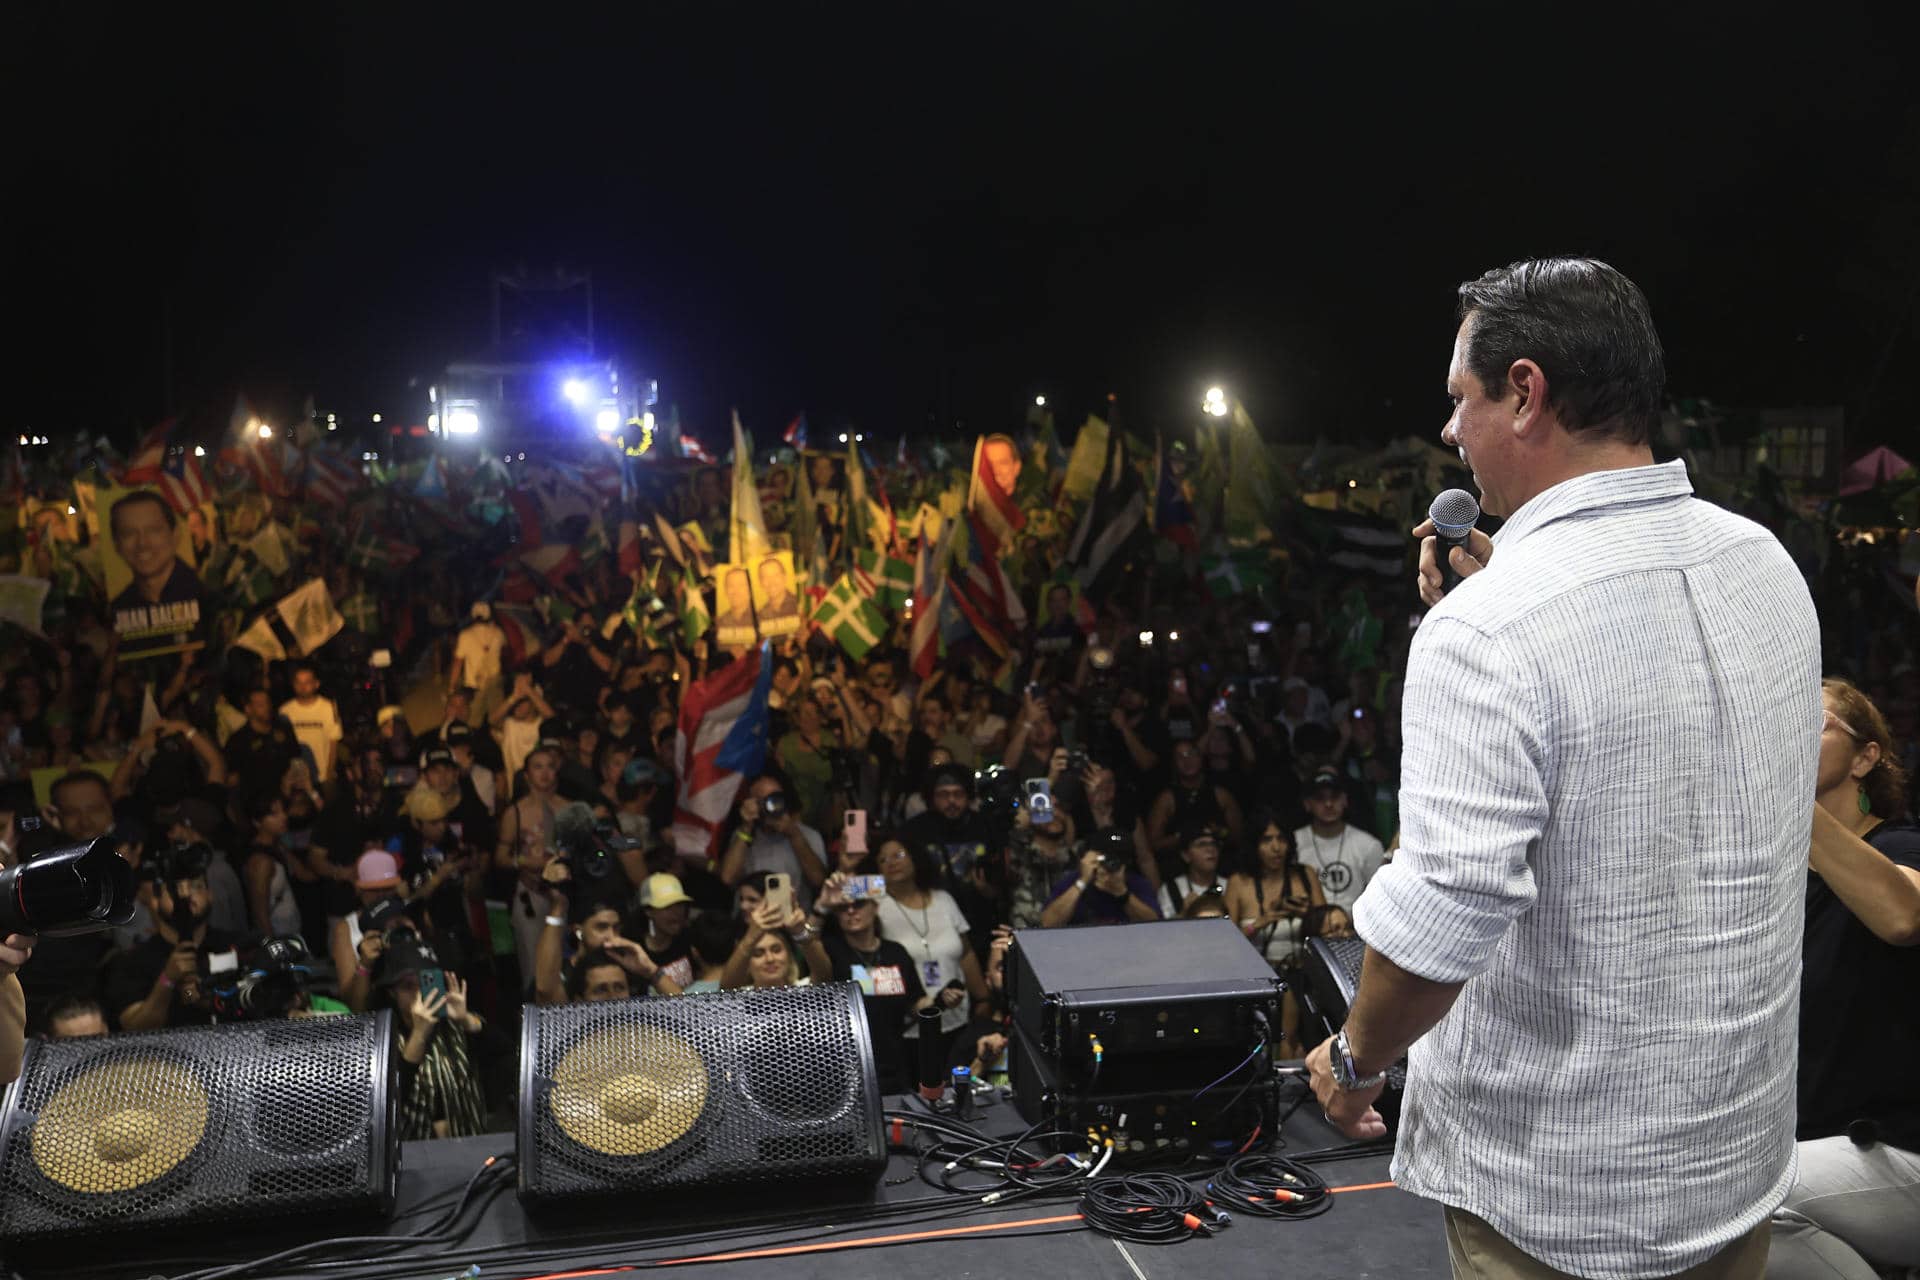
1307, 259, 1819, 1278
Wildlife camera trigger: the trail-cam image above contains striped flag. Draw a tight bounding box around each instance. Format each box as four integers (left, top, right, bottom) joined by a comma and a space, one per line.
910, 518, 955, 679
301, 446, 363, 510
681, 433, 717, 464
670, 643, 773, 858
814, 575, 889, 659
967, 434, 1025, 558
1064, 427, 1148, 600
946, 516, 1026, 657
157, 453, 213, 514
121, 419, 175, 484
783, 412, 809, 450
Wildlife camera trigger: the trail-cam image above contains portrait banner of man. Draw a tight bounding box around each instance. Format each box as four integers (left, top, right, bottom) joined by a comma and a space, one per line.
97, 485, 209, 660
750, 550, 801, 638
712, 562, 760, 654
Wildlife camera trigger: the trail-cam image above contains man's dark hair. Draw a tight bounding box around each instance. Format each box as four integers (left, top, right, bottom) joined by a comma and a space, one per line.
565, 946, 629, 1000
1456, 258, 1665, 446
49, 770, 111, 810
107, 489, 176, 538
685, 913, 738, 969
44, 991, 104, 1028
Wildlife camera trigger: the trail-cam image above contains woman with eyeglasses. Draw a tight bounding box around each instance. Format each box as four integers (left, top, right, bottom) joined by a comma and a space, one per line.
1768, 677, 1919, 1278
814, 872, 933, 1092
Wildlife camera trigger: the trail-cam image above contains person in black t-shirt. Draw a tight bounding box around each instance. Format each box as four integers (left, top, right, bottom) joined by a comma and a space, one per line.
224, 689, 302, 802
816, 874, 928, 1092
1770, 679, 1920, 1274
899, 764, 999, 959
539, 611, 613, 716
107, 844, 249, 1031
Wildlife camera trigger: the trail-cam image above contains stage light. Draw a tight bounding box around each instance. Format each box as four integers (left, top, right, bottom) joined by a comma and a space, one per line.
517, 452, 526, 461
1203, 387, 1229, 417
326, 413, 336, 423
642, 411, 655, 430
1035, 395, 1047, 407
596, 408, 619, 433
447, 407, 480, 436
67, 505, 75, 515
327, 422, 337, 430
838, 432, 849, 444
1348, 479, 1358, 488
428, 386, 437, 404
563, 379, 589, 406
428, 414, 439, 432
371, 413, 382, 424
1138, 629, 1154, 647
1168, 629, 1181, 642
258, 423, 273, 439
194, 445, 205, 457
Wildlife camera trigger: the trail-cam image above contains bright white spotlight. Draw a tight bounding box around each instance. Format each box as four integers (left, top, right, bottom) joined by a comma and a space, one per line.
1035, 395, 1047, 407
1203, 387, 1229, 417
194, 445, 205, 457
838, 432, 849, 444
428, 414, 440, 432
447, 407, 481, 436
258, 423, 273, 439
371, 413, 382, 424
428, 386, 437, 404
596, 408, 619, 434
562, 379, 588, 406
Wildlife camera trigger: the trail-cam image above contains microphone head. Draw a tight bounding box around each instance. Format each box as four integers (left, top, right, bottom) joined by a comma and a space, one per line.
1428, 488, 1481, 538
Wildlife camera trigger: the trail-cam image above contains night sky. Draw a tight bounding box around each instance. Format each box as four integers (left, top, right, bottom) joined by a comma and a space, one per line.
19, 7, 1918, 454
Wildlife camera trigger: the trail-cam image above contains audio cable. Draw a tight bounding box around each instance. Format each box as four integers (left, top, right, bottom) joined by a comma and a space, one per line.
1206, 1153, 1331, 1219
1078, 1172, 1219, 1243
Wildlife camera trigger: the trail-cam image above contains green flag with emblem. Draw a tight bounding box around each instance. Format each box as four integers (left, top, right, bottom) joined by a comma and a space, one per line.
679, 565, 710, 648
815, 574, 888, 659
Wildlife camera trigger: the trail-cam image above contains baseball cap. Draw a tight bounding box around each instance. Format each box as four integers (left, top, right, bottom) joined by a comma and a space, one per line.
355, 849, 404, 891
374, 933, 441, 987
471, 601, 493, 620
1308, 766, 1345, 793
403, 788, 454, 824
622, 758, 669, 788
1180, 822, 1223, 850
444, 722, 474, 747
639, 873, 693, 909
419, 747, 456, 771
377, 706, 406, 729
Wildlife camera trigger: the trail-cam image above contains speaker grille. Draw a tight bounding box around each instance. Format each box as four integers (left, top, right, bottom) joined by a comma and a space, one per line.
0, 1014, 397, 1242
518, 983, 885, 1203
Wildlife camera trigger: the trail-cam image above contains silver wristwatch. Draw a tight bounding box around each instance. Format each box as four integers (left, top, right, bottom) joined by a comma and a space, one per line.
1329, 1028, 1388, 1092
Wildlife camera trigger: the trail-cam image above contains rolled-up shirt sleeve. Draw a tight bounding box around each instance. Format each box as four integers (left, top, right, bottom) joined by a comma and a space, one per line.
1354, 615, 1547, 984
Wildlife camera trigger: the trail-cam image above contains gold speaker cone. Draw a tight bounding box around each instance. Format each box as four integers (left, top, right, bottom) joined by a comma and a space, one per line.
549, 1024, 707, 1157
34, 1057, 210, 1194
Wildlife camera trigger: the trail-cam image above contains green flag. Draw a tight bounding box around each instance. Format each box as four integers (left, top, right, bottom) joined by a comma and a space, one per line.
853, 548, 913, 614
815, 574, 888, 659
680, 565, 711, 648
1204, 548, 1273, 598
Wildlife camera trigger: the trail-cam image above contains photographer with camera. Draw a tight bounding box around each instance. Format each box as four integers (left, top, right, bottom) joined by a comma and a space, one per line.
109, 843, 247, 1030
1039, 830, 1161, 928
717, 774, 828, 913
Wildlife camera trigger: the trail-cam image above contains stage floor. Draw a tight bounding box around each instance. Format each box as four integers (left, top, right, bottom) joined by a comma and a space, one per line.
5, 1088, 1448, 1280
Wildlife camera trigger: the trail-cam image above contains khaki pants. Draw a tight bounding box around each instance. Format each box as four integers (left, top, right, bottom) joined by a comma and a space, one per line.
1446, 1206, 1769, 1280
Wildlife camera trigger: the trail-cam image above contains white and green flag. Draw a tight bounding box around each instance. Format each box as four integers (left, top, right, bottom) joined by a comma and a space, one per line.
815, 575, 888, 659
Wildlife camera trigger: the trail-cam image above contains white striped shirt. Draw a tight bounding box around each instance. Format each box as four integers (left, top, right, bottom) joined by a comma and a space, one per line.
1354, 459, 1820, 1278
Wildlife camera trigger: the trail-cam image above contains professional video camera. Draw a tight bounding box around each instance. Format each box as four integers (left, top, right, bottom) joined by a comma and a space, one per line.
209, 935, 321, 1020
0, 836, 137, 938
553, 801, 643, 882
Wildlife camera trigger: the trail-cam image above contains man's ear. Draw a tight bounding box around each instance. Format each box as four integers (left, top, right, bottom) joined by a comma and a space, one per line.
1507, 359, 1550, 438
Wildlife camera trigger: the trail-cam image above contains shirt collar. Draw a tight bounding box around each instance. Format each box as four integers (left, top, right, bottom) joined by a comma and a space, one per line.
1490, 458, 1692, 551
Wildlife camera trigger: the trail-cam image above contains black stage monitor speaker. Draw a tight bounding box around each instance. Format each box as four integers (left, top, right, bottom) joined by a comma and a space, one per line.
0, 1012, 399, 1244
517, 982, 886, 1205
1299, 936, 1406, 1131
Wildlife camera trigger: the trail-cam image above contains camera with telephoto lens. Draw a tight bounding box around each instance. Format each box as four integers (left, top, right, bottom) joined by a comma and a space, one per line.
553, 801, 641, 881
759, 792, 788, 821
0, 836, 139, 938
145, 841, 215, 939
209, 935, 319, 1020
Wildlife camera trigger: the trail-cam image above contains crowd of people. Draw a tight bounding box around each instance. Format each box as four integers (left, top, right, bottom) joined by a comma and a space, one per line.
0, 321, 1916, 1270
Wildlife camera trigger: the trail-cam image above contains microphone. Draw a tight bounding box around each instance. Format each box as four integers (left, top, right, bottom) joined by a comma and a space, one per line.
1427, 489, 1481, 594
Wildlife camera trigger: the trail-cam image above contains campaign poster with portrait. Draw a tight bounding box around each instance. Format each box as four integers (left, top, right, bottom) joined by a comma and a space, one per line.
749, 550, 801, 639
712, 562, 760, 654
97, 485, 210, 660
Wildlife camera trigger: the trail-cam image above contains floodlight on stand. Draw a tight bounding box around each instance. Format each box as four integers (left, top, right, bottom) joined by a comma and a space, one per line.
447, 406, 480, 436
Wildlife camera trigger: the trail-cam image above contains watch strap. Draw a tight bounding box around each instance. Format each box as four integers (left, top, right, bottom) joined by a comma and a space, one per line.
1332, 1028, 1389, 1092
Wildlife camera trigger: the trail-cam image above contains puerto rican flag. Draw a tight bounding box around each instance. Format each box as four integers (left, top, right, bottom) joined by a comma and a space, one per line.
910, 519, 954, 679
946, 512, 1027, 656
301, 446, 363, 510
670, 644, 773, 859
156, 452, 213, 513
680, 434, 718, 464
120, 419, 175, 485
967, 434, 1024, 558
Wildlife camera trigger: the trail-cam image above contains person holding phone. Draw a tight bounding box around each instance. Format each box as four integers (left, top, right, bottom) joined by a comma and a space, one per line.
815, 872, 930, 1092
377, 933, 505, 1140
719, 895, 832, 991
